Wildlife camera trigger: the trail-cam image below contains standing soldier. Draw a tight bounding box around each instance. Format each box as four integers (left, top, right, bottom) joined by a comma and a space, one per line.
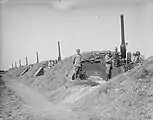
105, 50, 113, 81
72, 49, 93, 80
132, 53, 136, 63
73, 49, 83, 80
127, 52, 132, 64
89, 54, 95, 61
133, 51, 145, 65
124, 52, 133, 72
54, 59, 58, 64
114, 47, 120, 67
48, 60, 52, 68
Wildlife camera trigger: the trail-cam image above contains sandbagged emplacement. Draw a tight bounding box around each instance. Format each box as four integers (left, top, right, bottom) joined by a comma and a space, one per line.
3, 51, 124, 96
17, 51, 123, 97
82, 61, 124, 80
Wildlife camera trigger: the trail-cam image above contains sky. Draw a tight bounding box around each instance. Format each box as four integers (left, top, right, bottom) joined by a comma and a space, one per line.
0, 0, 153, 70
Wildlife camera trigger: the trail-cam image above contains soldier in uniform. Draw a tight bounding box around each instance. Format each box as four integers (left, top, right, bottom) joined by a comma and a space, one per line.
89, 54, 95, 61
124, 52, 133, 72
133, 51, 144, 65
132, 53, 136, 61
72, 49, 94, 80
48, 60, 52, 68
114, 47, 120, 67
72, 49, 83, 80
54, 59, 58, 64
105, 50, 113, 81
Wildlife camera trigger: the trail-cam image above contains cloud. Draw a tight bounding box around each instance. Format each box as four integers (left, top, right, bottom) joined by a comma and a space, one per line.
0, 0, 8, 4
50, 0, 136, 11
51, 0, 79, 10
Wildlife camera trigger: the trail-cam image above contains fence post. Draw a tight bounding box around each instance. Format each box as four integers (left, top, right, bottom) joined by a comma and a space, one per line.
15, 61, 17, 68
26, 57, 28, 66
58, 41, 62, 61
19, 60, 21, 67
36, 52, 39, 63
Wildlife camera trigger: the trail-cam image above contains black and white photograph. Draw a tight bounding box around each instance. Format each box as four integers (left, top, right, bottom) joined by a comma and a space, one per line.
0, 0, 153, 120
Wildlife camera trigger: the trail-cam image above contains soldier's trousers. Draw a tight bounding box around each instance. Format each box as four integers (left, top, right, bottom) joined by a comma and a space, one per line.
74, 66, 82, 80
106, 64, 112, 81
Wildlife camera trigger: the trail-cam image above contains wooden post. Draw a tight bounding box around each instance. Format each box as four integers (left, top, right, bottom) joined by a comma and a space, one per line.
36, 52, 39, 63
12, 63, 14, 68
26, 57, 28, 66
19, 60, 21, 67
15, 61, 17, 68
58, 41, 62, 61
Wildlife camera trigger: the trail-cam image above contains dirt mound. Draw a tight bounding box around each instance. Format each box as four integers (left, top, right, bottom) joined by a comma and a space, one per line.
5, 52, 101, 92
2, 52, 153, 120
0, 80, 37, 120
65, 56, 153, 120
11, 51, 121, 94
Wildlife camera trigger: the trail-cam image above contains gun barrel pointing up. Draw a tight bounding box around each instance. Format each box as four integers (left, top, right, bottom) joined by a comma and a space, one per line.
120, 14, 127, 59
120, 14, 125, 45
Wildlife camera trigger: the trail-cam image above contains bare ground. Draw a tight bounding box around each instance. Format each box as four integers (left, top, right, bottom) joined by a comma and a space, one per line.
1, 54, 153, 120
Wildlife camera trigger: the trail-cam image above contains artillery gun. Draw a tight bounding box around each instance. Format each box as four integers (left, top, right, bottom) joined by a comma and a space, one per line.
69, 14, 135, 85
77, 14, 130, 81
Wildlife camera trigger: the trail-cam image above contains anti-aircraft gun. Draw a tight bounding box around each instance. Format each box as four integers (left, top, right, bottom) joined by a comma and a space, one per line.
113, 14, 129, 67
70, 14, 131, 83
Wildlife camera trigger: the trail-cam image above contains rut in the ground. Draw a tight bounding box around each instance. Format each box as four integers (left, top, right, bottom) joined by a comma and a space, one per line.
5, 79, 71, 118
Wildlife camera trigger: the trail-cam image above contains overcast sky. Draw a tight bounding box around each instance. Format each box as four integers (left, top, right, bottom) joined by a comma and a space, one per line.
0, 0, 153, 70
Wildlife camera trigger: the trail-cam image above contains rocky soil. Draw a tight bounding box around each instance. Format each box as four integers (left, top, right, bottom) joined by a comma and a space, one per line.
1, 52, 153, 120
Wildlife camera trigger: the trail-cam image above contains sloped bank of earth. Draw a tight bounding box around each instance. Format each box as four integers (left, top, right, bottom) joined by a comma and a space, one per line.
41, 56, 153, 120
0, 79, 72, 120
66, 56, 153, 120
15, 51, 122, 96
2, 53, 153, 120
0, 80, 41, 120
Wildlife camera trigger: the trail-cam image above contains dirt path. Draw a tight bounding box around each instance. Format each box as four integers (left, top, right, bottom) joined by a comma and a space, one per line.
4, 78, 105, 120
5, 79, 72, 119
61, 86, 99, 104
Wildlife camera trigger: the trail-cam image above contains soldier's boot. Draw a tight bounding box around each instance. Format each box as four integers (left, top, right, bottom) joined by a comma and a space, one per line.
106, 73, 109, 81
108, 72, 112, 79
75, 73, 78, 80
106, 71, 112, 81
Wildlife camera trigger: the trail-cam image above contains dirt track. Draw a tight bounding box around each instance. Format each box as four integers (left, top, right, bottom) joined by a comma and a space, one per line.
1, 55, 153, 120
5, 79, 72, 119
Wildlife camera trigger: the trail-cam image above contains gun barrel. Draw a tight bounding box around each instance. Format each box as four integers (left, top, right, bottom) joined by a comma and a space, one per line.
120, 14, 125, 45
120, 14, 126, 59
